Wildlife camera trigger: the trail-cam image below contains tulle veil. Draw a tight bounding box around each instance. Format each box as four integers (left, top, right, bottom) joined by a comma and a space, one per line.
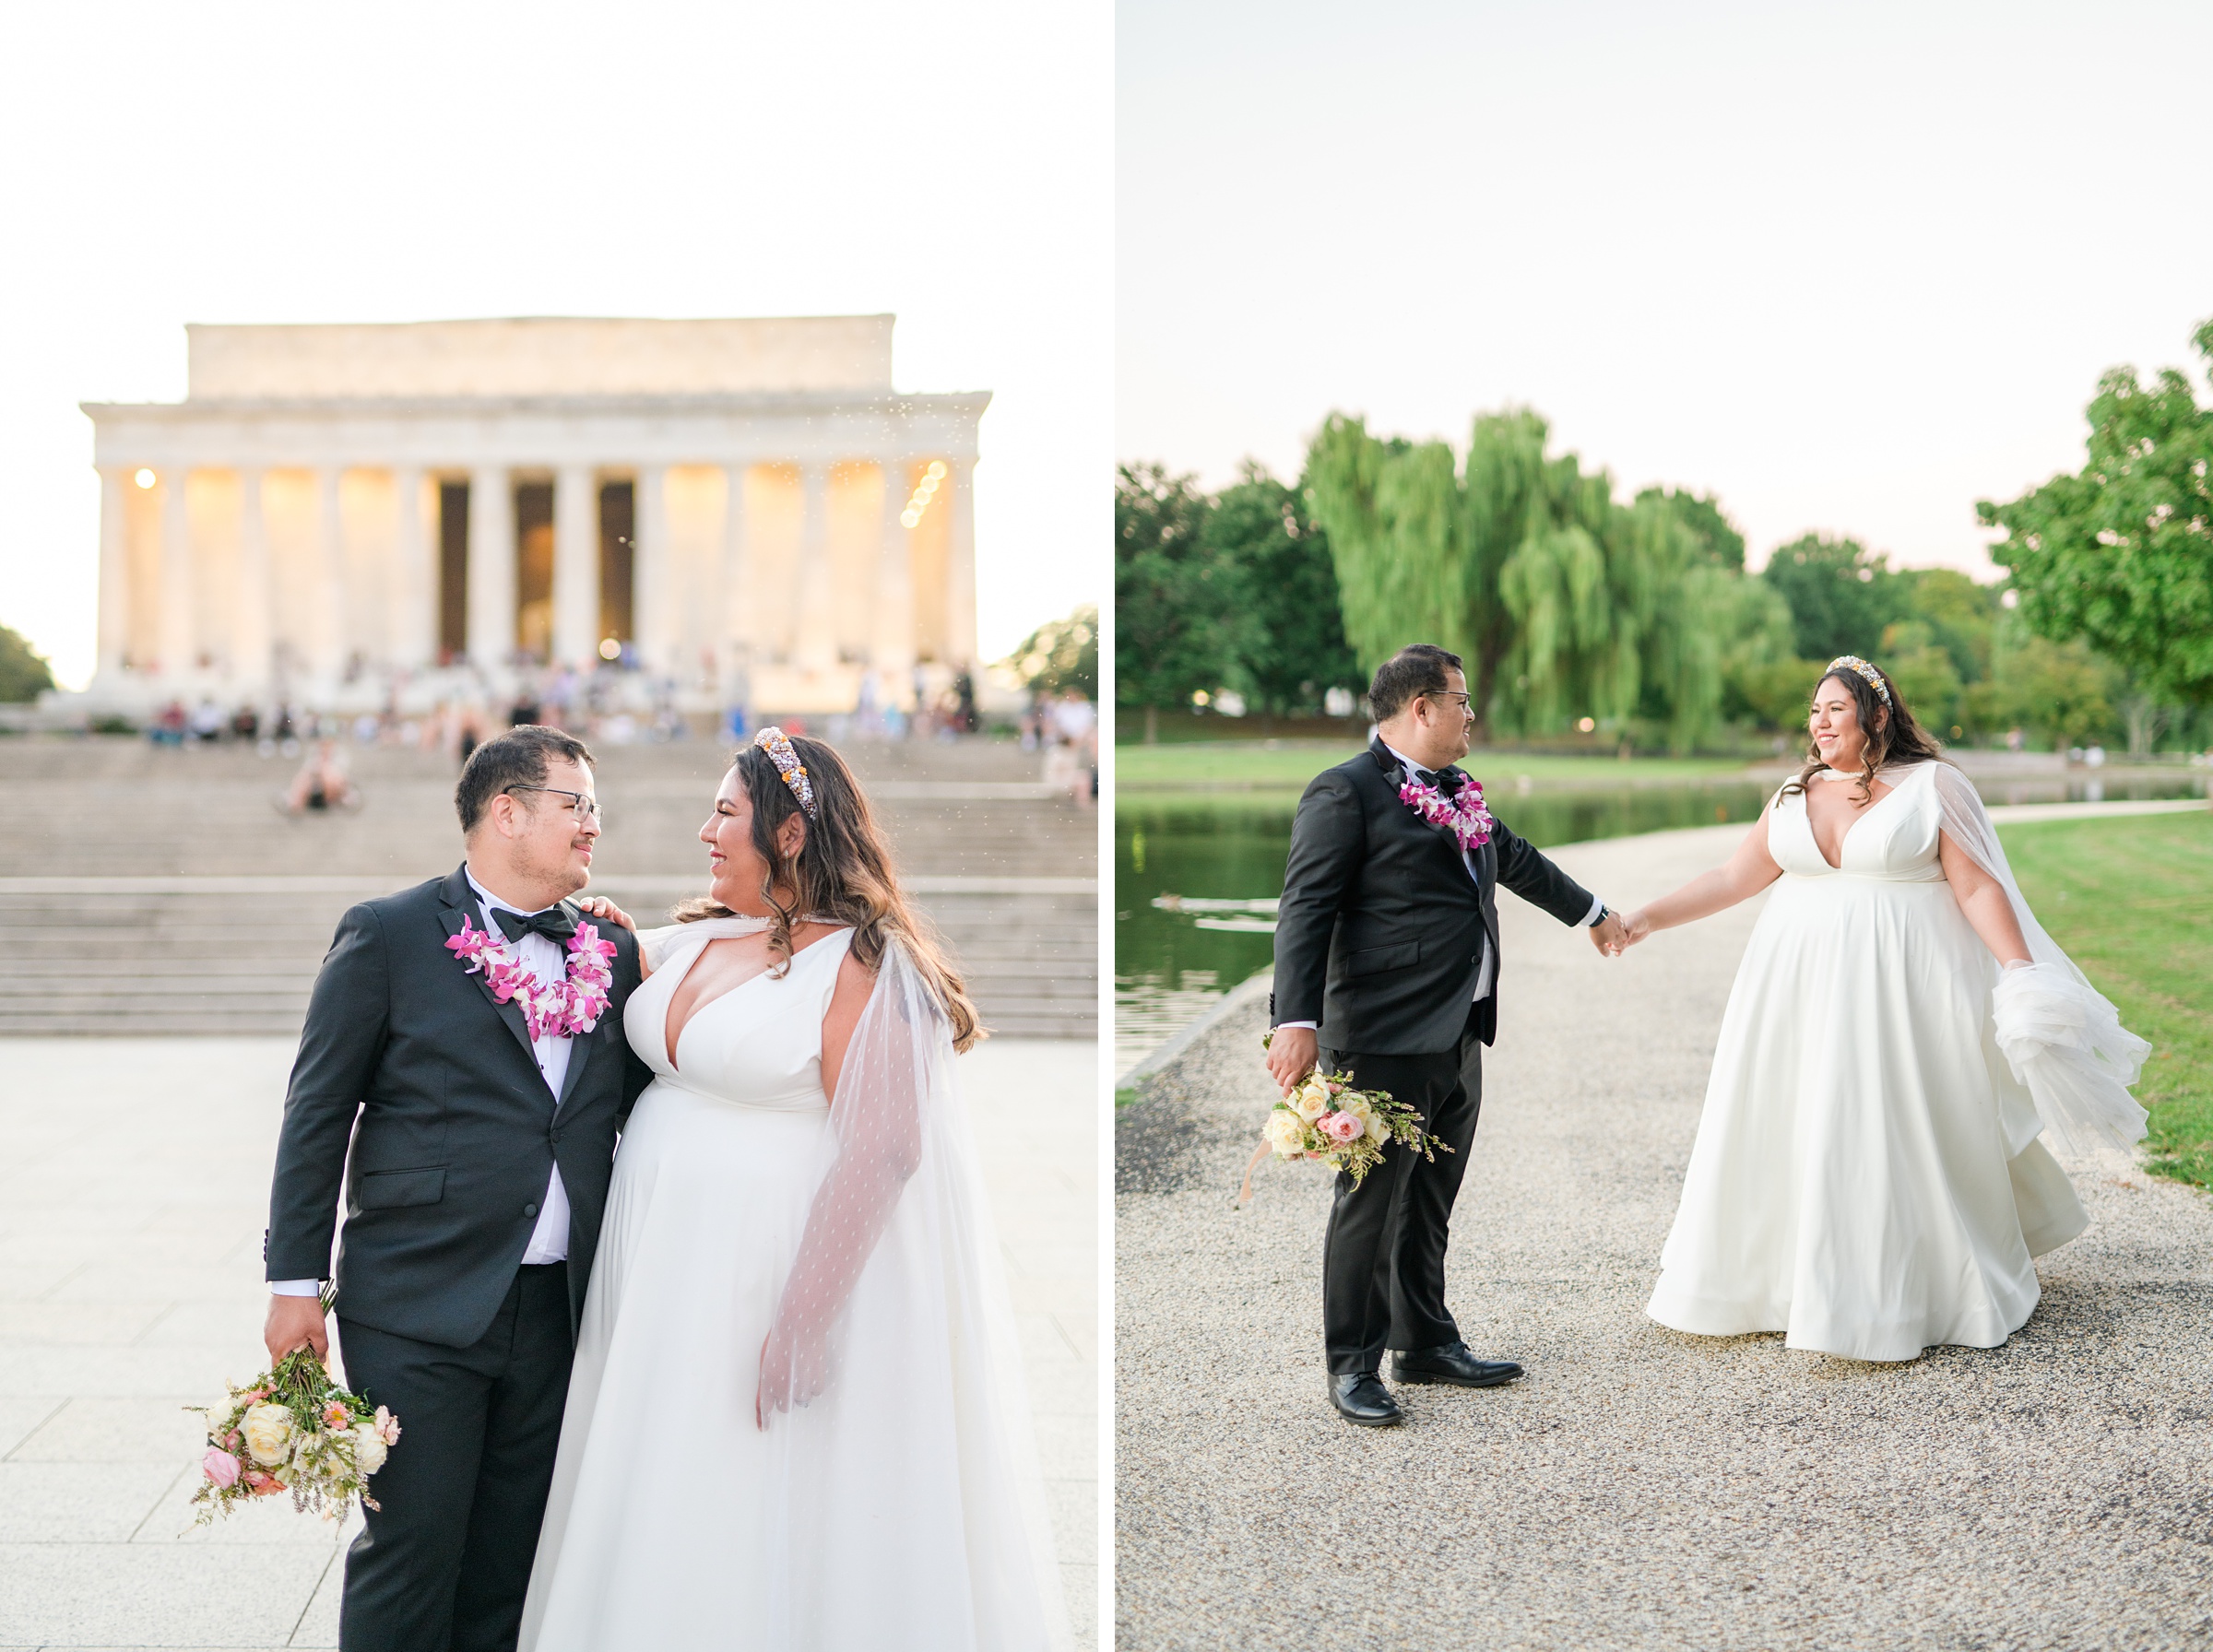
1882, 761, 2152, 1160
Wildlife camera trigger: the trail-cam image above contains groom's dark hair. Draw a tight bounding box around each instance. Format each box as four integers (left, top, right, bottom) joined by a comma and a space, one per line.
1368, 644, 1464, 723
456, 726, 597, 833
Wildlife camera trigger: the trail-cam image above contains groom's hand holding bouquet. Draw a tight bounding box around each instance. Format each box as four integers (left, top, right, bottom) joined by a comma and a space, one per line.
1240, 1036, 1452, 1204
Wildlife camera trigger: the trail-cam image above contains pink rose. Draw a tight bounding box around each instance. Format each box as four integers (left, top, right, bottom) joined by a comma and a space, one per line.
203, 1447, 241, 1489
1320, 1111, 1362, 1145
373, 1405, 401, 1446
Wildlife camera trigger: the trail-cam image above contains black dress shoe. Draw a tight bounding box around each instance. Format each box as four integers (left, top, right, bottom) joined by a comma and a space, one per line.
1328, 1372, 1403, 1427
1391, 1341, 1523, 1387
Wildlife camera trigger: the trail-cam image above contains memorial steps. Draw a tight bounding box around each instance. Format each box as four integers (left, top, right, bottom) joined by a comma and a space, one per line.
0, 738, 1097, 1039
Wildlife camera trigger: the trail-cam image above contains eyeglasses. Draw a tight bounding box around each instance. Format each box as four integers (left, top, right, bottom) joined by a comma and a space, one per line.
1422, 691, 1473, 711
506, 785, 603, 825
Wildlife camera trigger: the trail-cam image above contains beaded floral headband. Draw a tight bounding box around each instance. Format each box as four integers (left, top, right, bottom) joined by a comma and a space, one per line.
751, 726, 816, 817
1826, 655, 1891, 708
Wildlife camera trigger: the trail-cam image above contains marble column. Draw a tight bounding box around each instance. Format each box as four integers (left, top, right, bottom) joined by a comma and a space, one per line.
391, 466, 432, 670
944, 457, 977, 669
873, 456, 915, 679
467, 466, 515, 670
158, 468, 194, 678
234, 468, 274, 693
720, 461, 752, 685
633, 464, 670, 674
552, 464, 598, 667
96, 468, 128, 679
792, 461, 835, 671
309, 467, 346, 681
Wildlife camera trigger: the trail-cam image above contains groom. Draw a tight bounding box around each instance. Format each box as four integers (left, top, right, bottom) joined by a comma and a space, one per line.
1267, 644, 1626, 1426
263, 726, 651, 1651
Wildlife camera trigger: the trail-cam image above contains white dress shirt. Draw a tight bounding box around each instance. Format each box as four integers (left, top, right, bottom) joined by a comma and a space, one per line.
1276, 743, 1604, 1032
272, 870, 575, 1297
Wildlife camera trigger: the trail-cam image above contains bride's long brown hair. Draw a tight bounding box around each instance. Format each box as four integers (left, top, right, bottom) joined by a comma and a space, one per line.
672, 735, 984, 1052
1779, 658, 1947, 805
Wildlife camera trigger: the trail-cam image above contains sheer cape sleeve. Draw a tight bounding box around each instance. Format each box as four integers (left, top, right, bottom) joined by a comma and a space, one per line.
755, 937, 937, 1417
751, 935, 1071, 1646
1909, 761, 2152, 1157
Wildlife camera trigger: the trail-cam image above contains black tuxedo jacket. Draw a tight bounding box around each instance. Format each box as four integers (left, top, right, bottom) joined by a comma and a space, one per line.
1271, 738, 1596, 1056
266, 864, 653, 1348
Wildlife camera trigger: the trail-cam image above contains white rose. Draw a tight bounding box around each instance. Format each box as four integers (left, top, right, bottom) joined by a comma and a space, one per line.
353, 1423, 389, 1474
1366, 1112, 1390, 1144
241, 1402, 294, 1467
1292, 1083, 1330, 1123
1264, 1109, 1308, 1157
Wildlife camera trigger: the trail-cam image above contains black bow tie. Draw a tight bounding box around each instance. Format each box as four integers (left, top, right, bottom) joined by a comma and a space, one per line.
493, 905, 576, 945
1414, 766, 1465, 796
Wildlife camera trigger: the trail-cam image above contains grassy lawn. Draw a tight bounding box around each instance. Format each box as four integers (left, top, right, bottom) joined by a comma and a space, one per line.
1999, 808, 2213, 1190
1116, 741, 1758, 791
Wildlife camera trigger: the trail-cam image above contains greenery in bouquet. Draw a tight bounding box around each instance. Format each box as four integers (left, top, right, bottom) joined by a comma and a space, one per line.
189, 1296, 399, 1525
1242, 1043, 1452, 1201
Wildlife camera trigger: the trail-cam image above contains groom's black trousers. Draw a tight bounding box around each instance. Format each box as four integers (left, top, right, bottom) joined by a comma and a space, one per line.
337, 1263, 573, 1652
1321, 1010, 1485, 1375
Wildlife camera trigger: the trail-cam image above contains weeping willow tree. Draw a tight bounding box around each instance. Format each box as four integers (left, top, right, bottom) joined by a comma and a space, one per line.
1305, 406, 1791, 750
1304, 415, 1469, 669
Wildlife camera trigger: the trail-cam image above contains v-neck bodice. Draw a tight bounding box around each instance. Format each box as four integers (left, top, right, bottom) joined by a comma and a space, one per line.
1768, 762, 1945, 882
622, 926, 854, 1112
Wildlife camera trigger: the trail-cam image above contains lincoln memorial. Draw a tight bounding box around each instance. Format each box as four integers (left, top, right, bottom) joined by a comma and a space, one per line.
80, 314, 987, 714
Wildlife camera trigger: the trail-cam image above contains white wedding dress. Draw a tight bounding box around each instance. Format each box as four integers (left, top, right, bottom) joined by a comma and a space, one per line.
1646, 761, 2139, 1363
519, 920, 1068, 1650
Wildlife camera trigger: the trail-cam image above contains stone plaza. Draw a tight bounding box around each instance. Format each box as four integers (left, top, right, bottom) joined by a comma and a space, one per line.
0, 731, 1098, 1647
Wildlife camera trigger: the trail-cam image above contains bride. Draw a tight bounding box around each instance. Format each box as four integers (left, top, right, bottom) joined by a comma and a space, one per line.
1618, 656, 2151, 1363
519, 728, 1068, 1649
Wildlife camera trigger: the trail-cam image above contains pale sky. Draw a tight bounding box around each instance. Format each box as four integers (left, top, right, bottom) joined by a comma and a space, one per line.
1118, 0, 2213, 578
0, 0, 1109, 690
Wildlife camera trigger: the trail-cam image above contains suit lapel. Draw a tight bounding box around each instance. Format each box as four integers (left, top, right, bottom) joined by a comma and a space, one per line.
1377, 740, 1484, 889
437, 867, 538, 1067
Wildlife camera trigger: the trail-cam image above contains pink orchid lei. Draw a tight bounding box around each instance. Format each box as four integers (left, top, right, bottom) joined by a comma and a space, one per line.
1399, 772, 1495, 853
444, 917, 617, 1041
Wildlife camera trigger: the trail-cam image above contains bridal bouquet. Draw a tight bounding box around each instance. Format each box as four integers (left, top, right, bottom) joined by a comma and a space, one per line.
188, 1301, 400, 1525
1240, 1044, 1451, 1202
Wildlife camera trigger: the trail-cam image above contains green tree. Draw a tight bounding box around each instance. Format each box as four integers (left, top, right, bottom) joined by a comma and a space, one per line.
0, 624, 54, 702
1201, 463, 1361, 714
1965, 622, 2118, 749
1725, 656, 1828, 733
1878, 620, 1966, 735
1895, 568, 1998, 686
1304, 416, 1469, 681
1759, 534, 1907, 663
1306, 407, 1631, 738
1114, 465, 1251, 732
1978, 321, 2213, 710
1003, 604, 1096, 700
1306, 407, 1803, 748
1634, 486, 1746, 571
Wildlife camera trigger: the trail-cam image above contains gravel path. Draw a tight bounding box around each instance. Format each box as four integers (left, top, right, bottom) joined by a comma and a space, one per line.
1117, 821, 2213, 1651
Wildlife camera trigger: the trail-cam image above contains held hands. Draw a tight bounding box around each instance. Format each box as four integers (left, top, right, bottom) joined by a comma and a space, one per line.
1589, 912, 1629, 957
1264, 1025, 1320, 1096
1588, 910, 1652, 958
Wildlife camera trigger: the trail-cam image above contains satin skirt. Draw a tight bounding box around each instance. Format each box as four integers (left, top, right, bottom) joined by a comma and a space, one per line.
1647, 874, 2087, 1363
